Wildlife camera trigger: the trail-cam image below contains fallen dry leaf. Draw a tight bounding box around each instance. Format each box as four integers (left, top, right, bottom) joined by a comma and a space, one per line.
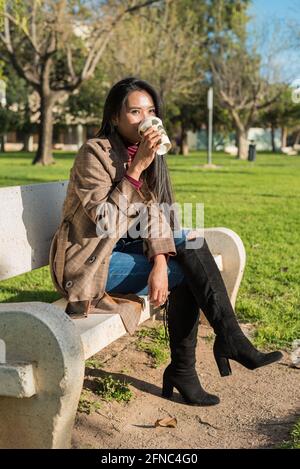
155, 417, 177, 428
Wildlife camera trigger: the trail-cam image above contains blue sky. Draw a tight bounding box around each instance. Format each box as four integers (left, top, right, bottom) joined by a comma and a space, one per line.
249, 0, 298, 21
247, 0, 299, 83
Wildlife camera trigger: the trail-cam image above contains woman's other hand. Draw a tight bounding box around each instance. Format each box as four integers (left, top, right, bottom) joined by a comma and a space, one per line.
147, 254, 169, 309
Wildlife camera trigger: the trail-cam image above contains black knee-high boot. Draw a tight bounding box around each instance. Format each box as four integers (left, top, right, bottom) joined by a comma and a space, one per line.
162, 281, 220, 406
175, 239, 283, 377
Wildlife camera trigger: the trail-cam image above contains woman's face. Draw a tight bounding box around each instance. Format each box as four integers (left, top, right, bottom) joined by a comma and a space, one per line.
114, 90, 156, 144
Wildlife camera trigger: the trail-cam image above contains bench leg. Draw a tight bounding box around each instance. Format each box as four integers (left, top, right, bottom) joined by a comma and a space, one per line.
0, 303, 85, 449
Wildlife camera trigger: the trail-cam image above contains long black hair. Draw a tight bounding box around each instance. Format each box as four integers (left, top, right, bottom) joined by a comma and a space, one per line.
96, 77, 175, 214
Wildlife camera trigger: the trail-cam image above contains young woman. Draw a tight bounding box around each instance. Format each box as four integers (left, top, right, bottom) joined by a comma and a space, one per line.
50, 77, 282, 407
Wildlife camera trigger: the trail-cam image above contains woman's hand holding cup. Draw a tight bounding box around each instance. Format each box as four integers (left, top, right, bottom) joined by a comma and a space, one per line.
126, 127, 162, 180
126, 116, 171, 180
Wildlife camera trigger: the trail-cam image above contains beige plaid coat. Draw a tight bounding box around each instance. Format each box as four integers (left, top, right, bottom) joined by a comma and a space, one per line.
49, 130, 176, 334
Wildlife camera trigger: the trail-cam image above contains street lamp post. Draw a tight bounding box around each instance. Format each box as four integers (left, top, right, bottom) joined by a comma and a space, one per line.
207, 86, 213, 165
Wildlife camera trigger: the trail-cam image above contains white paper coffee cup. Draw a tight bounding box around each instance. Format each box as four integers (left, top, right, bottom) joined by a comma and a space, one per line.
138, 117, 172, 155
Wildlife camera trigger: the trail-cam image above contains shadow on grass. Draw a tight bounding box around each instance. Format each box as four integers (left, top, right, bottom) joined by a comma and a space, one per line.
175, 185, 238, 194
0, 289, 61, 304
84, 368, 161, 398
170, 167, 258, 176
83, 367, 190, 407
256, 163, 296, 168
0, 151, 75, 160
0, 152, 34, 160
255, 412, 300, 449
0, 177, 59, 186
257, 193, 282, 198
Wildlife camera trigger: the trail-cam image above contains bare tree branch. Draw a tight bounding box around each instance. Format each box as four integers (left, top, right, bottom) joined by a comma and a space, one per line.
124, 0, 163, 15
2, 11, 41, 55
66, 46, 76, 80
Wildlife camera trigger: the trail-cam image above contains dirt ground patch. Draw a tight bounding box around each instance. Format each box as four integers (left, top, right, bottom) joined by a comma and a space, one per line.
72, 319, 299, 449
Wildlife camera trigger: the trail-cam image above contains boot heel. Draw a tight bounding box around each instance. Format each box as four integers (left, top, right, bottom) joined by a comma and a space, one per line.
215, 355, 232, 377
162, 379, 174, 398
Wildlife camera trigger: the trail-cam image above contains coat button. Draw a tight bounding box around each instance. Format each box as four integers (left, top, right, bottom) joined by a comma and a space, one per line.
65, 280, 73, 288
88, 256, 96, 263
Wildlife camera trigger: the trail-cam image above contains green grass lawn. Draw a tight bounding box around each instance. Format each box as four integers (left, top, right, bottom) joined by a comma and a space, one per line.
0, 150, 299, 350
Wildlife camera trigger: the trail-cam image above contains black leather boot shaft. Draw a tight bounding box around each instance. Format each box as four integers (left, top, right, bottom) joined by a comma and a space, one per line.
163, 281, 219, 406
175, 239, 283, 376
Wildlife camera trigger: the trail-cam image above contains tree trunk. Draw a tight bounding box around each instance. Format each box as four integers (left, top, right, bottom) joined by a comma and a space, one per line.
22, 134, 34, 152
0, 135, 6, 152
294, 130, 300, 145
76, 124, 84, 148
237, 128, 248, 160
271, 124, 276, 153
281, 127, 287, 149
32, 94, 55, 165
180, 123, 189, 156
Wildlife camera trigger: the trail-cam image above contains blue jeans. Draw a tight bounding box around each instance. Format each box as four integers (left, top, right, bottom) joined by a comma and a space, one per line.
105, 229, 189, 295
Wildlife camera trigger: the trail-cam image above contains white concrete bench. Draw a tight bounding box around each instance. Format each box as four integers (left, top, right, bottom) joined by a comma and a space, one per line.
0, 181, 246, 448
